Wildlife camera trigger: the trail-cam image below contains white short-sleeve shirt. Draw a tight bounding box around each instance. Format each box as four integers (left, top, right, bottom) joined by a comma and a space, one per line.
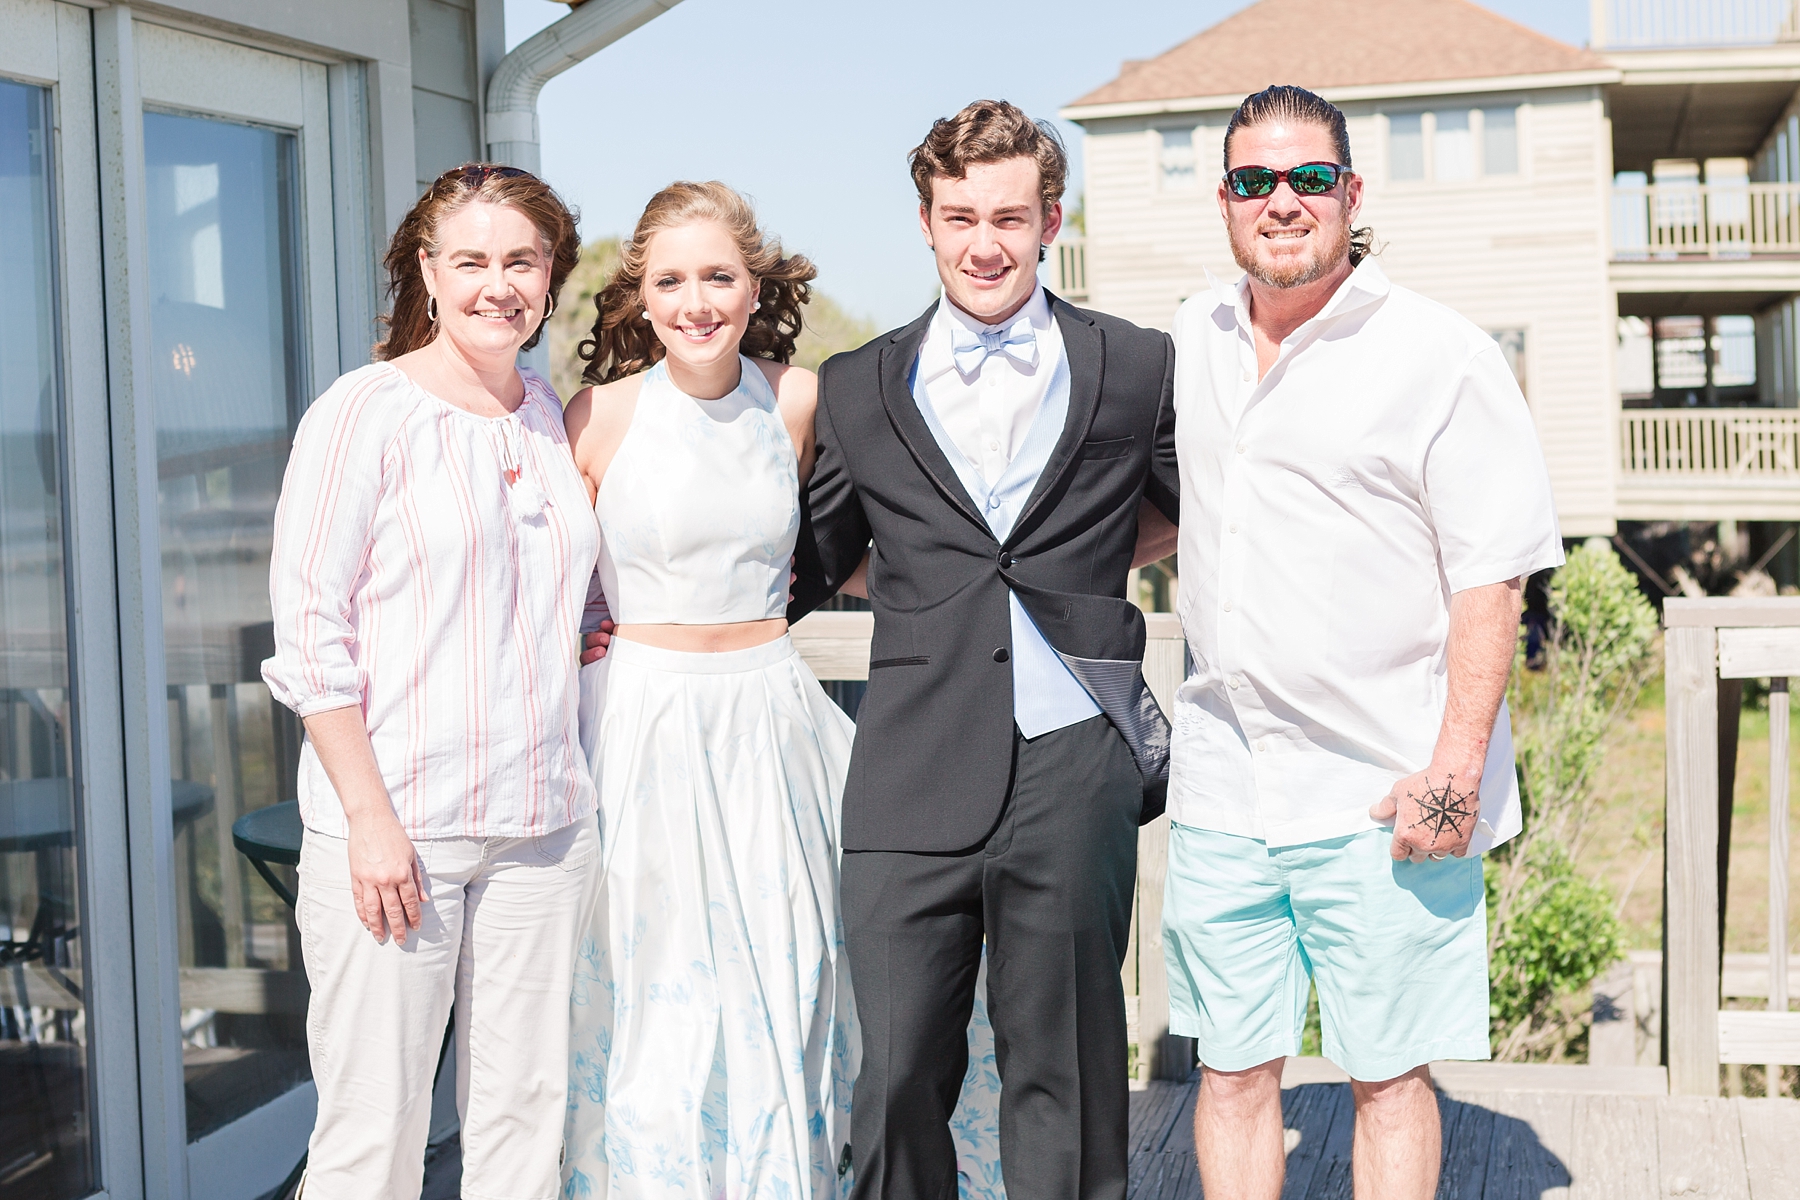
1169, 259, 1564, 851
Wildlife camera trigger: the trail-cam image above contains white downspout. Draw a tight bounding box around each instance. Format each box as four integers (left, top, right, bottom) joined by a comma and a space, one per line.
486, 0, 685, 375
485, 0, 687, 173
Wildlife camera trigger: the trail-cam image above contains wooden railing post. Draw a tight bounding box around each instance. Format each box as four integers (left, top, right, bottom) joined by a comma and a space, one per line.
1138, 615, 1194, 1081
1769, 677, 1790, 1097
1665, 622, 1723, 1095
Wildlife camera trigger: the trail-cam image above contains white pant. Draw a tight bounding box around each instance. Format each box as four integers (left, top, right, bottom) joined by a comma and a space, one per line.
297, 818, 598, 1199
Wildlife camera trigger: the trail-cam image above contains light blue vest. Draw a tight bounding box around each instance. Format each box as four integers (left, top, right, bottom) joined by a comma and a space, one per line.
909, 348, 1102, 737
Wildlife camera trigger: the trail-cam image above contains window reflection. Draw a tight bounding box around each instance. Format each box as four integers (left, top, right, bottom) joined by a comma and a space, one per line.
143, 111, 310, 1142
0, 78, 95, 1200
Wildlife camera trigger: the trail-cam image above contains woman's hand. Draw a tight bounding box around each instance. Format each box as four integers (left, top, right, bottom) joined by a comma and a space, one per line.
347, 809, 424, 944
581, 619, 615, 665
302, 705, 426, 944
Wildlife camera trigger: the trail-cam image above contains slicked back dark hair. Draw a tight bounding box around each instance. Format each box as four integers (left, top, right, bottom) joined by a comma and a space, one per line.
1223, 85, 1352, 171
1223, 85, 1375, 266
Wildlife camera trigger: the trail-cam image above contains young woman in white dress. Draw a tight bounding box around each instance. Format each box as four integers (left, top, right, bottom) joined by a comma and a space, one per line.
559, 182, 1003, 1200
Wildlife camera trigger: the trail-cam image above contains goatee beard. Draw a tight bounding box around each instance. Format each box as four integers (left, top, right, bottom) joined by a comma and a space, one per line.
1232, 222, 1351, 289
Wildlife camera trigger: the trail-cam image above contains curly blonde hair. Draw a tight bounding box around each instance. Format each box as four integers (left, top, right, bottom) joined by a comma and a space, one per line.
579, 181, 816, 385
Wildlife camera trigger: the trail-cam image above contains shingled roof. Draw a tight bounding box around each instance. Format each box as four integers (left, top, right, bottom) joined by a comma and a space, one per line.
1067, 0, 1607, 111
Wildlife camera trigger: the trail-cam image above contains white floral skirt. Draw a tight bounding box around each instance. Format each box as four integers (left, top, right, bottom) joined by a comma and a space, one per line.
564, 636, 1003, 1200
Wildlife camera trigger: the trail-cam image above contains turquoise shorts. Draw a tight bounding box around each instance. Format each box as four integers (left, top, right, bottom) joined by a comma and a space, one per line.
1163, 823, 1491, 1082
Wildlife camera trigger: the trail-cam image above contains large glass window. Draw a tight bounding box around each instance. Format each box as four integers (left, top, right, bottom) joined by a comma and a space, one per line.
1160, 127, 1197, 190
143, 110, 310, 1141
1433, 109, 1475, 182
1482, 106, 1518, 175
1388, 113, 1424, 181
0, 79, 96, 1200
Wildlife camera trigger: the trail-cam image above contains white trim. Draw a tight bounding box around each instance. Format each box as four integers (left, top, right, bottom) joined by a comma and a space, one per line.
1060, 70, 1620, 123
94, 9, 192, 1198
328, 59, 379, 372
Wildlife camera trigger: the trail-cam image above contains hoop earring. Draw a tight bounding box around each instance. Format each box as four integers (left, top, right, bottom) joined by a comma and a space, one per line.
544, 295, 556, 320
427, 296, 438, 323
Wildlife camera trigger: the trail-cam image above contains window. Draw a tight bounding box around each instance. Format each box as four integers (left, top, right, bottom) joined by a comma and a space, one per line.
0, 75, 98, 1200
1160, 127, 1197, 190
1390, 107, 1520, 182
1389, 113, 1424, 180
144, 110, 312, 1141
1488, 328, 1527, 398
1483, 106, 1518, 175
1434, 109, 1475, 182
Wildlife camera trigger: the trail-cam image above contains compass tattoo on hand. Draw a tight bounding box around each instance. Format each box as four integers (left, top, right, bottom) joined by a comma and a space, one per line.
1408, 775, 1476, 841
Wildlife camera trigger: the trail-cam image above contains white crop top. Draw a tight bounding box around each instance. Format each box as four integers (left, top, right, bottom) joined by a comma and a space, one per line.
595, 357, 798, 624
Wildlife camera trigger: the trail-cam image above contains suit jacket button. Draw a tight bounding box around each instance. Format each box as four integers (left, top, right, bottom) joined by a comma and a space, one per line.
999, 553, 1016, 568
993, 647, 1010, 663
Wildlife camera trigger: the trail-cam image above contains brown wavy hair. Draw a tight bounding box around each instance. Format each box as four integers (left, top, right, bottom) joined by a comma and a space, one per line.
375, 163, 581, 361
909, 99, 1068, 217
579, 181, 816, 386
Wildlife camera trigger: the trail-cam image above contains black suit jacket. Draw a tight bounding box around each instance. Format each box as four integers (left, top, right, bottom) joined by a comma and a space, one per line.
790, 294, 1179, 853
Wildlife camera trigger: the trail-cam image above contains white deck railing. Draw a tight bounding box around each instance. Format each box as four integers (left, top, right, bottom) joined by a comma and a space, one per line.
789, 608, 1195, 1083
1613, 182, 1800, 259
1049, 236, 1088, 303
1663, 598, 1800, 1095
1595, 0, 1800, 48
1620, 411, 1800, 477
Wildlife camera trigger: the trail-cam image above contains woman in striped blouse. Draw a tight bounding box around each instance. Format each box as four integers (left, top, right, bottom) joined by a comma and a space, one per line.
262, 165, 600, 1198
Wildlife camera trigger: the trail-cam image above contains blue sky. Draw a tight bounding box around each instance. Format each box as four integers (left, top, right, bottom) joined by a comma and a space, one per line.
505, 0, 1589, 327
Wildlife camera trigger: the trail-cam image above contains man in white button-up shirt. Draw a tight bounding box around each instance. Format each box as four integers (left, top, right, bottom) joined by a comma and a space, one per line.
1164, 87, 1564, 1200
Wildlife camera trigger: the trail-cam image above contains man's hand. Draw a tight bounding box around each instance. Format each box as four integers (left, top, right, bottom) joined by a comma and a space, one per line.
1371, 767, 1480, 861
580, 619, 614, 665
346, 809, 424, 944
1132, 498, 1178, 569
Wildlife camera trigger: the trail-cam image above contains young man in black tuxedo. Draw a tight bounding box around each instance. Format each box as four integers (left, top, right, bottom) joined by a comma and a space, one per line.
789, 100, 1180, 1200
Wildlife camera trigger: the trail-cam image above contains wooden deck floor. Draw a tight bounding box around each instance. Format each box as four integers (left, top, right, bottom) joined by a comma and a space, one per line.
1128, 1064, 1800, 1199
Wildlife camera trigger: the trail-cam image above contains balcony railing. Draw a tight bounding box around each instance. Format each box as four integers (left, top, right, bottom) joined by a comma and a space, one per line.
1048, 235, 1087, 303
1612, 182, 1800, 259
1621, 410, 1800, 477
1595, 0, 1800, 49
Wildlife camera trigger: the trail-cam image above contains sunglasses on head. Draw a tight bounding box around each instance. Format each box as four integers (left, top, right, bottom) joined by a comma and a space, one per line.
454, 164, 532, 187
1224, 162, 1349, 199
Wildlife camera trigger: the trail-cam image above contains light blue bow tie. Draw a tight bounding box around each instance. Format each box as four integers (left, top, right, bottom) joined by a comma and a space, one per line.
950, 315, 1039, 376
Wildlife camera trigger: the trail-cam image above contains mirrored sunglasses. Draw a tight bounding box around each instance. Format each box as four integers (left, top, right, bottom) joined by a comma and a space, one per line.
1224, 162, 1349, 199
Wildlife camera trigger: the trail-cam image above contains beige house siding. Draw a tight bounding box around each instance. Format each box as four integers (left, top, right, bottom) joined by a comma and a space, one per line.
1078, 85, 1616, 537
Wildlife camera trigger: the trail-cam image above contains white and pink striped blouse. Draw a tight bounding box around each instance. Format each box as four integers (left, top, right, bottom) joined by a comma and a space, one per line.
262, 362, 601, 840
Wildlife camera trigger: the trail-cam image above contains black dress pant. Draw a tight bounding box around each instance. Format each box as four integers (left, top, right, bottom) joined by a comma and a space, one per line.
842, 714, 1142, 1200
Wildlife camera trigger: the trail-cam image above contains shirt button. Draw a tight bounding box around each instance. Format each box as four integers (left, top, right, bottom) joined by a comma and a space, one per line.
1229, 523, 1239, 534
993, 647, 1010, 663
987, 439, 1000, 452
1236, 444, 1247, 455
1222, 601, 1232, 612
1228, 675, 1241, 689
988, 495, 1002, 509
1242, 370, 1254, 383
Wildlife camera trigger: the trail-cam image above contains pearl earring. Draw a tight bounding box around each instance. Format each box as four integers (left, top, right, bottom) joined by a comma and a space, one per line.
641, 310, 650, 320
752, 300, 761, 312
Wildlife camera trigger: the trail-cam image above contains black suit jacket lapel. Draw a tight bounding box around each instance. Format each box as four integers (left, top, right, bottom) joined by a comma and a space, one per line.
1006, 295, 1104, 548
877, 304, 992, 538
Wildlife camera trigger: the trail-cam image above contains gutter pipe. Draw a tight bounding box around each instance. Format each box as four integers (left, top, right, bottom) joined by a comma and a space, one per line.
485, 0, 687, 172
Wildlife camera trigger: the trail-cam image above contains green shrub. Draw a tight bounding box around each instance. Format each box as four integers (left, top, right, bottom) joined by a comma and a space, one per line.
1489, 541, 1654, 1060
